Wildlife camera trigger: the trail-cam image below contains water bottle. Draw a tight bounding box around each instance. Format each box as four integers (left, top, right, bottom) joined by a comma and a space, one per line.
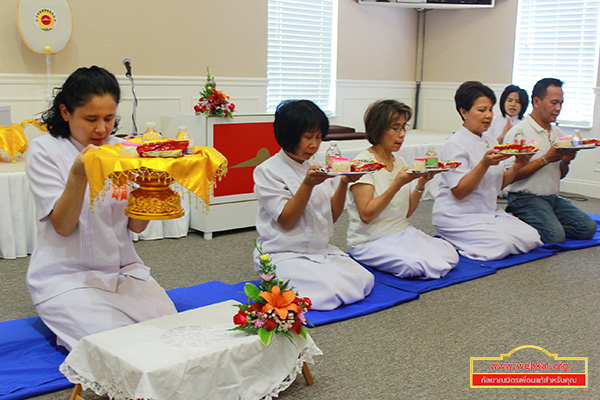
325, 142, 341, 165
175, 125, 195, 155
424, 144, 438, 169
142, 122, 162, 142
514, 129, 525, 145
571, 130, 583, 146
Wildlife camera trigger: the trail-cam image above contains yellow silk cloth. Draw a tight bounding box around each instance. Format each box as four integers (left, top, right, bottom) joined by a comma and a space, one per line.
84, 144, 228, 210
21, 119, 50, 134
0, 124, 28, 162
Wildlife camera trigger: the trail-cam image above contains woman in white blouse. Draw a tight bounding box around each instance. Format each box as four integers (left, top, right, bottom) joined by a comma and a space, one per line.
26, 66, 176, 350
346, 100, 458, 278
432, 81, 542, 261
486, 84, 528, 143
253, 100, 374, 310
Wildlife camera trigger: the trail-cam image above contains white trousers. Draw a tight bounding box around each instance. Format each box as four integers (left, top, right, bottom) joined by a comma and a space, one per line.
350, 225, 459, 279
268, 253, 375, 311
36, 274, 177, 351
435, 211, 543, 261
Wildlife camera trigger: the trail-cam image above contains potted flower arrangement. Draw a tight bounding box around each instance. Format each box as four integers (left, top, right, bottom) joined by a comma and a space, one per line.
194, 68, 236, 118
232, 243, 312, 346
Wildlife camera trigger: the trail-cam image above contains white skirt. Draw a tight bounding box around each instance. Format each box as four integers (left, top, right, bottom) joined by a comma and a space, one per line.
434, 210, 543, 261
350, 225, 459, 279
262, 252, 375, 311
35, 273, 177, 351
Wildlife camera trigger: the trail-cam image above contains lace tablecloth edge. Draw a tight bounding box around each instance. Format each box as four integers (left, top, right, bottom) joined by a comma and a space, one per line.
59, 340, 323, 400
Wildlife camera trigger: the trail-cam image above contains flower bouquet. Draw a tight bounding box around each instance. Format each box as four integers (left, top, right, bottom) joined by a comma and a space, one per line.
194, 67, 236, 118
232, 243, 312, 346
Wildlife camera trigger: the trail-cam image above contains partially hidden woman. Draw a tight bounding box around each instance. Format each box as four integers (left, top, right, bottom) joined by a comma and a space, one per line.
346, 100, 459, 278
486, 84, 529, 143
253, 100, 374, 310
432, 81, 542, 261
26, 66, 177, 350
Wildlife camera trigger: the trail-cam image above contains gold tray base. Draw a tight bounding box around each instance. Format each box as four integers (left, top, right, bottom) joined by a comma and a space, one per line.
124, 173, 185, 220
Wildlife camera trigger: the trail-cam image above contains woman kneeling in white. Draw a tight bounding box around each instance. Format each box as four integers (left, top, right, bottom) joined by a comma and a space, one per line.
432, 81, 542, 260
347, 100, 459, 279
253, 100, 374, 310
26, 67, 176, 351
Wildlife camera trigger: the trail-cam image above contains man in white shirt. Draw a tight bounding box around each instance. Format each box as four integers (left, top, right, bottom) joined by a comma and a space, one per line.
503, 78, 596, 244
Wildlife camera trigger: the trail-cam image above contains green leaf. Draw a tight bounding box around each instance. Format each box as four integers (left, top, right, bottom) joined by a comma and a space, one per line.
244, 283, 262, 302
258, 327, 275, 346
299, 325, 308, 340
279, 279, 292, 291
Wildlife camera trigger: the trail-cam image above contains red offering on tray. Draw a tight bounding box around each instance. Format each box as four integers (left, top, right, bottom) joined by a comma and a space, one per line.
438, 160, 461, 169
350, 159, 386, 173
493, 143, 538, 154
136, 139, 189, 158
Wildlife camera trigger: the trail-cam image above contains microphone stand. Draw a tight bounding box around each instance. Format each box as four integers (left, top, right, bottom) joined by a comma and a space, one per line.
126, 72, 138, 134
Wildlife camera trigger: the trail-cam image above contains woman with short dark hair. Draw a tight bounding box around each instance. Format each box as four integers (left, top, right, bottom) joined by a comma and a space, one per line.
346, 99, 459, 279
432, 81, 542, 261
253, 99, 374, 310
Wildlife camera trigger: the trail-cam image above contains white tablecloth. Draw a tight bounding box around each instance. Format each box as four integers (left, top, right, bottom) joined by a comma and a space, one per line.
0, 161, 191, 259
0, 160, 37, 259
60, 300, 322, 400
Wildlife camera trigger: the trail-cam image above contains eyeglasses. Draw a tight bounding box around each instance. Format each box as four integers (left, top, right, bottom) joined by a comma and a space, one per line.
390, 123, 411, 133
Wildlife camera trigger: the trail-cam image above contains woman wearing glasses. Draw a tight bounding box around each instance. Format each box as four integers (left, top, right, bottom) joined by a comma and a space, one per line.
432, 82, 542, 261
346, 100, 458, 279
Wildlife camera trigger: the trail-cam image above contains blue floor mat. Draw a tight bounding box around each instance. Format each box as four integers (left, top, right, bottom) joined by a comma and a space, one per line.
169, 280, 418, 326
459, 246, 558, 270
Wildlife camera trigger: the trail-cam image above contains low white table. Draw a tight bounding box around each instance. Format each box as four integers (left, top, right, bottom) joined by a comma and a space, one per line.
60, 300, 322, 400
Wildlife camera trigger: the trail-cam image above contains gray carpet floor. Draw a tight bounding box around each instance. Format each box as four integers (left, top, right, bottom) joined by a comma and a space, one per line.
1, 194, 599, 400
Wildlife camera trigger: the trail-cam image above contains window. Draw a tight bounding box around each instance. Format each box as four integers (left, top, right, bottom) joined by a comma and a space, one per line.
513, 0, 600, 128
267, 0, 337, 114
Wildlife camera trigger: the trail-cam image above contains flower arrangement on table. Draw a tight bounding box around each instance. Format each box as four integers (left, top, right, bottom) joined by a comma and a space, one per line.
232, 243, 313, 346
194, 68, 236, 119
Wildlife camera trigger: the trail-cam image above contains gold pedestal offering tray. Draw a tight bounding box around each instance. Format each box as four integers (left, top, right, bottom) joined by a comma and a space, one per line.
84, 143, 228, 220
126, 168, 184, 220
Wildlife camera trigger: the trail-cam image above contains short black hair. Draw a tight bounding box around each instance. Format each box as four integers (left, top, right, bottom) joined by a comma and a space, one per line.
454, 81, 496, 121
499, 84, 529, 119
273, 100, 329, 153
43, 66, 121, 138
363, 100, 413, 146
532, 78, 563, 101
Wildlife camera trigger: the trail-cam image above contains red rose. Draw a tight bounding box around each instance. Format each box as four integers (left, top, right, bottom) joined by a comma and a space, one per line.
233, 310, 247, 326
228, 103, 236, 111
248, 302, 263, 313
297, 297, 312, 311
291, 316, 302, 334
194, 105, 201, 112
265, 317, 277, 332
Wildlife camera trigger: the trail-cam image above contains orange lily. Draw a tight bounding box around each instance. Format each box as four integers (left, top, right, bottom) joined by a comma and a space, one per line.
260, 286, 301, 320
